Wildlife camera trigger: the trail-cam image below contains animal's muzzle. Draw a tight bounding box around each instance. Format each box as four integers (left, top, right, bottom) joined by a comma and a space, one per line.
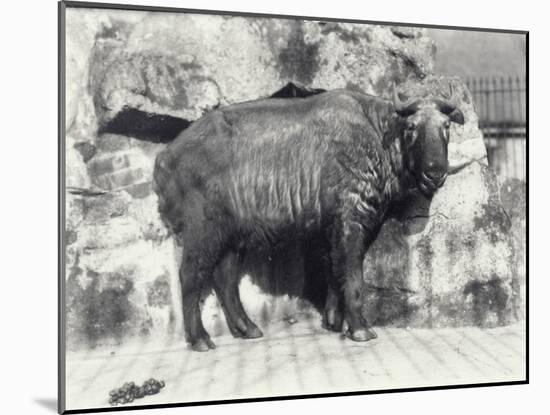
422, 170, 448, 188
418, 171, 447, 197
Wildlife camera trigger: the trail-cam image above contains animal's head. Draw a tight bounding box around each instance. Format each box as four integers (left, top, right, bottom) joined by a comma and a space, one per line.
393, 86, 465, 198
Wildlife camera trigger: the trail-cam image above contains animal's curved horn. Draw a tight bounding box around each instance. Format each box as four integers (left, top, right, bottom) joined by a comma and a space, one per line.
393, 84, 420, 117
434, 83, 465, 124
434, 98, 457, 115
435, 98, 465, 124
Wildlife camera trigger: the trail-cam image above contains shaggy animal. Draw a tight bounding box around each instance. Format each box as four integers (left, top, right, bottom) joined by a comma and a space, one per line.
145, 84, 465, 351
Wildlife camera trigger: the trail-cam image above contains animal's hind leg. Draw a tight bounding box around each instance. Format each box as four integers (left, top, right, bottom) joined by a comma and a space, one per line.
212, 253, 263, 339
179, 213, 230, 353
180, 249, 217, 351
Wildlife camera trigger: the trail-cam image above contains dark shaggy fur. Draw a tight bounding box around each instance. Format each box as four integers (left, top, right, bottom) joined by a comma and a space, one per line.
151, 86, 464, 351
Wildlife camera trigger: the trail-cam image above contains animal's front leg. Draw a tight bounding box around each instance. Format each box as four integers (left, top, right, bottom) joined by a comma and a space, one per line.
331, 220, 377, 342
305, 237, 344, 332
322, 284, 344, 332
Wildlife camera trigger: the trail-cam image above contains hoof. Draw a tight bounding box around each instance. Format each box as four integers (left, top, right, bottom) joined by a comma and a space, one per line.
322, 322, 341, 333
323, 309, 343, 333
243, 325, 263, 339
235, 318, 248, 333
322, 319, 343, 333
234, 318, 263, 339
230, 326, 263, 340
346, 328, 377, 342
190, 336, 216, 352
228, 321, 246, 338
322, 317, 343, 333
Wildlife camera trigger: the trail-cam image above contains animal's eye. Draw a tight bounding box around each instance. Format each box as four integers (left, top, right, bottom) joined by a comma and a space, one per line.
406, 122, 416, 130
442, 121, 451, 142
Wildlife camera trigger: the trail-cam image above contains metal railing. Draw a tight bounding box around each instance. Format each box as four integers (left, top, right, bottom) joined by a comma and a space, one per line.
465, 76, 526, 181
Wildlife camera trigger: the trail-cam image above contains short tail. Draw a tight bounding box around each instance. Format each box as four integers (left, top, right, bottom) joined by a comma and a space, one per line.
98, 107, 193, 143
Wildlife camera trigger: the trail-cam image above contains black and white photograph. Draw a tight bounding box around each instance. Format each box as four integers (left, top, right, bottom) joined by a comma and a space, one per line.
59, 1, 527, 413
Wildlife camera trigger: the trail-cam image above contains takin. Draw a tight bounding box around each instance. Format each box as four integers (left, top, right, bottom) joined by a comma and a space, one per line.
144, 84, 466, 351
99, 82, 465, 351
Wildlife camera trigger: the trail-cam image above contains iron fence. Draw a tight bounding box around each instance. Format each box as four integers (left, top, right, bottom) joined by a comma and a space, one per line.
465, 76, 526, 181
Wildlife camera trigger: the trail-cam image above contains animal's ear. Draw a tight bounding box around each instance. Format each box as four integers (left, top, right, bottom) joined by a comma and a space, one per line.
448, 108, 465, 125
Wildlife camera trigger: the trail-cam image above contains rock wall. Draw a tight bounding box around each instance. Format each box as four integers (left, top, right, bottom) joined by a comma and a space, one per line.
64, 8, 523, 349
362, 77, 519, 328
499, 178, 527, 320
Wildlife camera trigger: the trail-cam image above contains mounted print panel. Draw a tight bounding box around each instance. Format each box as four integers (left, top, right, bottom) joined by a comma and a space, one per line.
59, 1, 527, 413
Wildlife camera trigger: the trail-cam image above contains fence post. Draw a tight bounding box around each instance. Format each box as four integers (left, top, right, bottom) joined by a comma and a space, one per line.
508, 76, 515, 122
516, 76, 523, 122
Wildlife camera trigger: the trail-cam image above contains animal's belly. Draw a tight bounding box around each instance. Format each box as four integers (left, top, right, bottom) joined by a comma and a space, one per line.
226, 170, 323, 229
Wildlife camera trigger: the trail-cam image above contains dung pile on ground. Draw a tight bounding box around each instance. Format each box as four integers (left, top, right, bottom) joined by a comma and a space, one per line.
108, 378, 165, 406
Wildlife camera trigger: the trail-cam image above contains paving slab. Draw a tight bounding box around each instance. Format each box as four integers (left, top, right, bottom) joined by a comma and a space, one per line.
65, 316, 526, 411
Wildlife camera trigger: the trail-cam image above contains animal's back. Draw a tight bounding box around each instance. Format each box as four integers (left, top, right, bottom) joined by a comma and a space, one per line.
215, 91, 368, 227
153, 89, 390, 238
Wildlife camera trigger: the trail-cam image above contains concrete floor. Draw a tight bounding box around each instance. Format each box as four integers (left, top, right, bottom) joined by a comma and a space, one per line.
65, 315, 526, 412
